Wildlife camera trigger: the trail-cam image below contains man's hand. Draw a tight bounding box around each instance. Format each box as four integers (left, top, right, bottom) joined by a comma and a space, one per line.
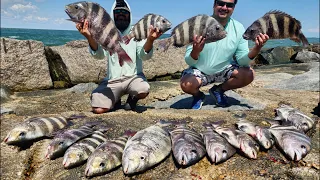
76, 20, 91, 38
190, 35, 206, 60
254, 33, 269, 48
147, 25, 163, 42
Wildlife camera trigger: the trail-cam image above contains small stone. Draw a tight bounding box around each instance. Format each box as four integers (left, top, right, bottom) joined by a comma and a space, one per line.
259, 169, 267, 176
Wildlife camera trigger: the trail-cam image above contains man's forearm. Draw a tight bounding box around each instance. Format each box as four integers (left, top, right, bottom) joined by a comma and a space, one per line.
248, 45, 262, 59
190, 49, 200, 60
144, 38, 154, 53
86, 35, 98, 51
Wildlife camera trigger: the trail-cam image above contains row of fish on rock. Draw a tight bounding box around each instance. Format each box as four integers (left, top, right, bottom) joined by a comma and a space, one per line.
64, 1, 310, 66
3, 104, 316, 177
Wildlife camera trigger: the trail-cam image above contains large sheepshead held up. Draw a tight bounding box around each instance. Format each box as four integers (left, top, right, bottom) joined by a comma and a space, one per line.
45, 125, 94, 159
122, 13, 172, 44
274, 104, 315, 133
243, 10, 309, 47
63, 130, 108, 168
202, 123, 236, 164
158, 14, 227, 51
3, 115, 83, 145
212, 121, 260, 159
122, 120, 171, 175
170, 122, 206, 166
65, 1, 132, 66
268, 125, 311, 161
85, 130, 136, 177
235, 114, 275, 150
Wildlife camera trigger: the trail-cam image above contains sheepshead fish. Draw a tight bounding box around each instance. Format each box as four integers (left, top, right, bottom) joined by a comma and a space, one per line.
63, 130, 108, 168
273, 104, 315, 132
65, 1, 132, 66
122, 13, 172, 44
170, 122, 206, 166
235, 115, 275, 150
202, 123, 236, 164
85, 130, 136, 177
212, 121, 260, 159
45, 125, 94, 159
3, 115, 83, 145
159, 14, 227, 51
243, 10, 309, 47
268, 125, 311, 161
122, 120, 171, 175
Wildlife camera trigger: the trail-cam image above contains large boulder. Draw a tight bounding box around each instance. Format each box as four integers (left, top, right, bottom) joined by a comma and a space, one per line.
0, 38, 53, 91
46, 40, 107, 85
291, 50, 320, 63
260, 46, 296, 65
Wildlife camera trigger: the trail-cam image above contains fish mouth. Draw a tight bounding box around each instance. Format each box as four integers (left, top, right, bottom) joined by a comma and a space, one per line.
85, 168, 90, 177
242, 34, 249, 40
3, 137, 8, 143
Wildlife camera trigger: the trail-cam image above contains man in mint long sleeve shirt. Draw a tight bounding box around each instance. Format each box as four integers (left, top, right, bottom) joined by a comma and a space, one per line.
180, 0, 269, 109
76, 0, 163, 114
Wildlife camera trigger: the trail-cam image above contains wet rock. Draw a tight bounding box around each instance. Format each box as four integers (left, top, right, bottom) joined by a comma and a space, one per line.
66, 83, 98, 93
260, 47, 296, 65
0, 38, 52, 91
291, 51, 320, 63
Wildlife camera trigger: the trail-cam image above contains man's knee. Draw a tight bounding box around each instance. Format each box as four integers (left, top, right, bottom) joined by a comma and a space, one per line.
92, 107, 109, 114
246, 68, 255, 83
237, 67, 255, 84
136, 92, 149, 99
180, 75, 201, 93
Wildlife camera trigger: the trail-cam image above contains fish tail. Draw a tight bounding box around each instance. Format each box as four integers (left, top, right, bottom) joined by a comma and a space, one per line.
211, 120, 225, 128
299, 32, 309, 47
263, 118, 281, 126
124, 130, 137, 137
84, 120, 104, 128
117, 48, 132, 66
121, 34, 132, 45
202, 122, 213, 128
157, 37, 172, 52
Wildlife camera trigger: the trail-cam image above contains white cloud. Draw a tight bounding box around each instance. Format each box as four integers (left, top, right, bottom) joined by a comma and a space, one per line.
10, 2, 37, 13
23, 15, 49, 22
23, 15, 33, 21
34, 0, 46, 2
1, 9, 13, 17
54, 18, 72, 25
307, 27, 320, 33
35, 16, 48, 21
1, 0, 27, 7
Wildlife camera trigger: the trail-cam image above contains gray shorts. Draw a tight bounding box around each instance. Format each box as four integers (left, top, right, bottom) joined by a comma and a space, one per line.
181, 64, 239, 86
91, 74, 150, 109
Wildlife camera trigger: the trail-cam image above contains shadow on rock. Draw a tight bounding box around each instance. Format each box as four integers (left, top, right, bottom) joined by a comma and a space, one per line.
170, 95, 253, 109
311, 102, 320, 117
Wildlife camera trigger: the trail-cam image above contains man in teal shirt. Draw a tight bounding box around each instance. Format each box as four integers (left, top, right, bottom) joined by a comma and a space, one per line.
180, 0, 269, 109
76, 0, 163, 114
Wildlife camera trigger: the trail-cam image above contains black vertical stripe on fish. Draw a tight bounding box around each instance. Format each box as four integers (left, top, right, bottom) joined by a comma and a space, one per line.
288, 17, 296, 37
34, 118, 49, 135
150, 14, 156, 28
276, 14, 285, 38
101, 11, 112, 30
188, 17, 195, 43
136, 21, 142, 40
46, 117, 63, 131
72, 129, 89, 137
266, 15, 274, 38
202, 15, 211, 36
143, 16, 149, 38
177, 25, 184, 47
54, 117, 68, 127
91, 3, 100, 19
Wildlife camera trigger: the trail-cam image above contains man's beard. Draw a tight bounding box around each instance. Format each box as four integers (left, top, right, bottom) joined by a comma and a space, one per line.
115, 19, 130, 32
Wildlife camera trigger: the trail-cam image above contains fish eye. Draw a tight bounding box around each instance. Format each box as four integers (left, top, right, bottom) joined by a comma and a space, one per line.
99, 162, 105, 167
191, 150, 197, 154
216, 26, 220, 31
19, 132, 26, 137
75, 5, 79, 9
162, 20, 166, 23
255, 144, 260, 148
301, 145, 306, 149
222, 150, 227, 154
140, 156, 145, 160
58, 141, 64, 145
302, 122, 308, 126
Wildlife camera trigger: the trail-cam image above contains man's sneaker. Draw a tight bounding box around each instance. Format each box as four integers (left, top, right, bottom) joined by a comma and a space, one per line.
124, 95, 138, 111
209, 85, 229, 107
191, 92, 206, 110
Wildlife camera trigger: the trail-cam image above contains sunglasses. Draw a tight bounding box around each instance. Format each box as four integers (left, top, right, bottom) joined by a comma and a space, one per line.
114, 9, 129, 14
216, 0, 235, 8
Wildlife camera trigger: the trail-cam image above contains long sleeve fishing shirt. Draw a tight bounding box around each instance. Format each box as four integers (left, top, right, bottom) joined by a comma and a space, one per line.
184, 17, 251, 75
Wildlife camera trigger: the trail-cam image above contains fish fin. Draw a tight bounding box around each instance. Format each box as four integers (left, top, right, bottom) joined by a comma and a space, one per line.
202, 122, 213, 128
117, 48, 132, 66
121, 34, 132, 45
157, 37, 172, 52
211, 120, 225, 128
264, 118, 281, 126
124, 130, 137, 137
298, 32, 309, 47
66, 114, 87, 120
95, 125, 110, 133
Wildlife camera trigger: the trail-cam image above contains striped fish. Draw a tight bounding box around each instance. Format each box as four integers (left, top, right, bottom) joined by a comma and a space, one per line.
63, 130, 108, 168
202, 123, 236, 164
4, 116, 76, 145
122, 120, 172, 175
122, 13, 172, 44
45, 125, 94, 159
65, 1, 132, 66
243, 10, 309, 47
170, 122, 206, 166
268, 125, 311, 161
274, 104, 315, 133
158, 14, 227, 51
212, 121, 260, 159
234, 114, 275, 150
85, 130, 136, 177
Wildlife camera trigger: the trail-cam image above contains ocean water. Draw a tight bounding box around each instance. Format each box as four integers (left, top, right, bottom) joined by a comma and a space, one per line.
1, 27, 319, 48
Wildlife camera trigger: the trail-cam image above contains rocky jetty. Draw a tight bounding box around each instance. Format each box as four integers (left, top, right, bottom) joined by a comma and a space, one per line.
0, 38, 319, 180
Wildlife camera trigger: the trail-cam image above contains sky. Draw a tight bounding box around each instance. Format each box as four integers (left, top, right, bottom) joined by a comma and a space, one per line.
1, 0, 319, 37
